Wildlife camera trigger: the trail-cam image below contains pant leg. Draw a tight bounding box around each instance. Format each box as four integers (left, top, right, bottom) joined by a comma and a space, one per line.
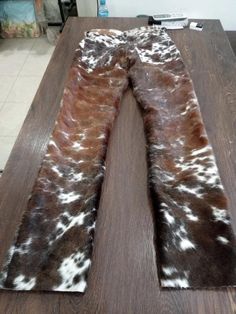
0, 29, 128, 292
128, 26, 236, 288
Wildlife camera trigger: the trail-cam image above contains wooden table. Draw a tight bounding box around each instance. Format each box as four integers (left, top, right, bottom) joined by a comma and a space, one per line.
0, 17, 236, 314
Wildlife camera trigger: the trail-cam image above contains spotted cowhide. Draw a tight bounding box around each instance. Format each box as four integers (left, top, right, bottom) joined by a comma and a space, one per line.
0, 29, 128, 292
0, 27, 236, 292
128, 27, 236, 288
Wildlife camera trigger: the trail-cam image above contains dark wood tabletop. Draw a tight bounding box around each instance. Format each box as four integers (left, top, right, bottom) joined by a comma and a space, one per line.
0, 17, 236, 314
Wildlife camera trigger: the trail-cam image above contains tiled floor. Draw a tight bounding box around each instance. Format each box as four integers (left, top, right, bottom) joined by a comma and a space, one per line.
0, 36, 55, 170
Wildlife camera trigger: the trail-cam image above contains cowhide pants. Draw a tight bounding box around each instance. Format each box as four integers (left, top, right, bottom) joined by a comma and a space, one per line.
0, 27, 236, 292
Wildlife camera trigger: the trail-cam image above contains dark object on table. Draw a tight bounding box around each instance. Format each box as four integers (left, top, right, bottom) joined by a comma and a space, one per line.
190, 22, 203, 31
148, 16, 161, 25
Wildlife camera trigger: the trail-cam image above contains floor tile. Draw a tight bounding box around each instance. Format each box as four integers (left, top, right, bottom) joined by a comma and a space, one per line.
0, 76, 17, 102
0, 35, 55, 171
19, 54, 52, 76
31, 36, 55, 55
6, 76, 42, 103
0, 102, 30, 136
0, 53, 28, 76
0, 38, 35, 55
0, 136, 17, 170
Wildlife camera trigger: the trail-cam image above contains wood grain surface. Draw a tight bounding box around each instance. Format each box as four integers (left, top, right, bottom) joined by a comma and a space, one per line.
0, 17, 236, 314
226, 31, 236, 55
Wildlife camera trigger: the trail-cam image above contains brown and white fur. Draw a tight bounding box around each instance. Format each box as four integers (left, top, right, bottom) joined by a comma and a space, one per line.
1, 27, 236, 292
128, 27, 236, 288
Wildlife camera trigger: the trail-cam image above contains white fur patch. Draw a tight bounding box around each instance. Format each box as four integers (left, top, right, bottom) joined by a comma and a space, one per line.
179, 239, 195, 251
58, 191, 81, 204
51, 165, 63, 177
164, 211, 175, 224
182, 205, 199, 222
217, 236, 229, 245
212, 207, 230, 225
13, 275, 36, 290
53, 251, 91, 292
161, 278, 189, 288
176, 185, 203, 198
162, 266, 178, 276
191, 146, 211, 156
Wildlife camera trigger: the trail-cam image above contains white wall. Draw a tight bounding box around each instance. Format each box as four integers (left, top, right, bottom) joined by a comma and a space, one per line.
77, 0, 97, 17
77, 0, 236, 30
